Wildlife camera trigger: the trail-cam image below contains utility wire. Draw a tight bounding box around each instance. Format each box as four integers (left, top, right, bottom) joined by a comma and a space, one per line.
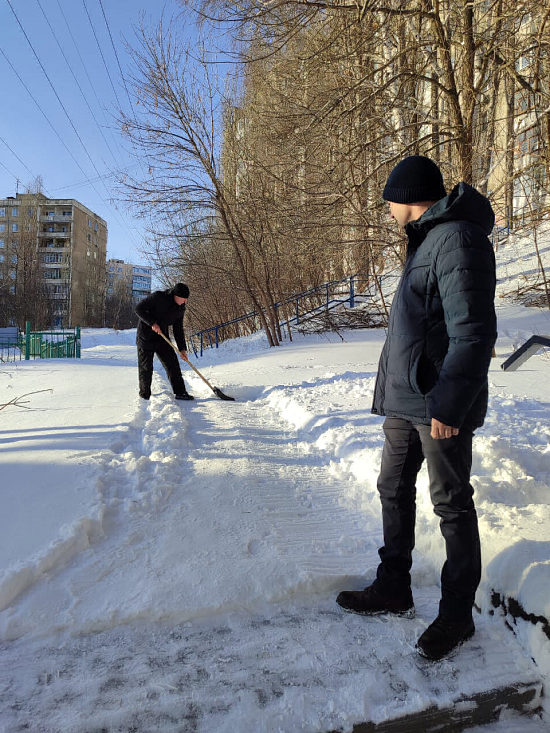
97, 0, 133, 113
0, 157, 18, 183
97, 0, 148, 164
55, 0, 126, 168
0, 134, 55, 197
3, 1, 141, 250
35, 0, 121, 176
96, 0, 157, 261
50, 162, 141, 193
81, 0, 122, 110
6, 0, 111, 194
0, 46, 90, 183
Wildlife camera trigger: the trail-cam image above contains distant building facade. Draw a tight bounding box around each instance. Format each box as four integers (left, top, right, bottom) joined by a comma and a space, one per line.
0, 192, 107, 328
106, 259, 152, 302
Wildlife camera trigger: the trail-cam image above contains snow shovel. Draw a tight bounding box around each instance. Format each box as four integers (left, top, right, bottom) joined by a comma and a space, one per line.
157, 331, 236, 401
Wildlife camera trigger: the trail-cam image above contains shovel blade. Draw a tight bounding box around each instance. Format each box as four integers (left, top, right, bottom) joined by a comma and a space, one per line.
213, 387, 235, 401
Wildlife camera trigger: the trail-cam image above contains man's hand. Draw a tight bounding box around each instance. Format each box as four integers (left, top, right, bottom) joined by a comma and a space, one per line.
151, 323, 162, 335
431, 418, 459, 440
180, 350, 188, 361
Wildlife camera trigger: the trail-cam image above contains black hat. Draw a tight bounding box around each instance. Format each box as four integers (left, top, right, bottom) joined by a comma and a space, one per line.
172, 283, 190, 298
383, 156, 446, 204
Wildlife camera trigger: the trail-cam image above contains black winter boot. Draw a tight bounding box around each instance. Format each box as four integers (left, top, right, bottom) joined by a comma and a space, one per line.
416, 614, 475, 660
175, 392, 194, 401
336, 583, 414, 617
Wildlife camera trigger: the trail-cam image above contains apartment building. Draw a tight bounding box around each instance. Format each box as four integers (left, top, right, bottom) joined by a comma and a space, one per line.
486, 15, 549, 226
0, 192, 107, 327
106, 259, 152, 303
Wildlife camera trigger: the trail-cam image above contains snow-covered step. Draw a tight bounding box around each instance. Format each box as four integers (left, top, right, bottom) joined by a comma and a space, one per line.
331, 683, 540, 732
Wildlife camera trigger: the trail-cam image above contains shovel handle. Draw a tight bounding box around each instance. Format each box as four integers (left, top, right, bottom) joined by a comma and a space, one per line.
157, 331, 215, 390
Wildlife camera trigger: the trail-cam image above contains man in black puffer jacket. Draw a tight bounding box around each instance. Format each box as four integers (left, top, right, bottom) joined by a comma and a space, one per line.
135, 282, 194, 401
337, 156, 497, 661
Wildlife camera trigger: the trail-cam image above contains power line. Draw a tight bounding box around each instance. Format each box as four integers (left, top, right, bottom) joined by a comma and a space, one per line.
0, 46, 89, 181
35, 0, 122, 176
81, 0, 122, 110
97, 0, 141, 131
50, 162, 141, 193
3, 1, 142, 250
0, 135, 54, 197
0, 158, 18, 184
96, 0, 160, 264
55, 0, 126, 169
6, 0, 109, 192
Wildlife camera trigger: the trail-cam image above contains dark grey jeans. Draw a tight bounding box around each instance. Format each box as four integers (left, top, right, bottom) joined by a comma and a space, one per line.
137, 339, 186, 399
375, 417, 481, 620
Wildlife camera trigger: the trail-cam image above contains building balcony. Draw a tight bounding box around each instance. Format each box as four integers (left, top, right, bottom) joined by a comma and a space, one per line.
39, 230, 71, 238
40, 215, 72, 223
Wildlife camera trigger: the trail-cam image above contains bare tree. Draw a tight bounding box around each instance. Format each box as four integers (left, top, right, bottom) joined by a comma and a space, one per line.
119, 19, 297, 345
104, 272, 137, 329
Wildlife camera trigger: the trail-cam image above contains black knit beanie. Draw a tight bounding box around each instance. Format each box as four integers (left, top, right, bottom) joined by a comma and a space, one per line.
383, 156, 446, 204
172, 283, 190, 298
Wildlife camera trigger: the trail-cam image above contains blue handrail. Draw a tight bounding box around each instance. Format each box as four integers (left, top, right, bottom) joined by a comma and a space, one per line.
189, 274, 368, 357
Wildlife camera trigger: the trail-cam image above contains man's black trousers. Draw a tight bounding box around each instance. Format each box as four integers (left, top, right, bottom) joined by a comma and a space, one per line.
137, 339, 186, 399
375, 417, 481, 621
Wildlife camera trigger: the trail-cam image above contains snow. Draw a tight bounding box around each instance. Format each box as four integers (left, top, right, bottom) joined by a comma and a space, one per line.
1, 263, 550, 729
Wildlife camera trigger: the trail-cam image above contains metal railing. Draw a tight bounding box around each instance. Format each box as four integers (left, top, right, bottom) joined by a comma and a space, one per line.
188, 275, 372, 357
0, 321, 81, 362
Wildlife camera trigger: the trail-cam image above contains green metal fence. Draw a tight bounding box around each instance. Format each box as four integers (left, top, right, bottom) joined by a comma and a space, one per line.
0, 322, 81, 362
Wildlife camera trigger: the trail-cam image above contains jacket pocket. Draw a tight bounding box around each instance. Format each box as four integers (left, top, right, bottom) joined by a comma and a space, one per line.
408, 342, 424, 394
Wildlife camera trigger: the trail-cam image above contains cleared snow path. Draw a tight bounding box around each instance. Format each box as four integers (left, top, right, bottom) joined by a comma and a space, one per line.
1, 370, 383, 640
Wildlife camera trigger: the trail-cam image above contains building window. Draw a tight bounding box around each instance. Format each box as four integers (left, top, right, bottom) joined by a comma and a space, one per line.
88, 218, 91, 227
63, 210, 71, 217
12, 224, 18, 232
94, 222, 98, 231
44, 268, 61, 279
0, 239, 4, 247
11, 255, 17, 264
0, 208, 5, 217
87, 233, 91, 242
0, 254, 3, 262
10, 270, 16, 279
11, 208, 18, 216
0, 225, 5, 233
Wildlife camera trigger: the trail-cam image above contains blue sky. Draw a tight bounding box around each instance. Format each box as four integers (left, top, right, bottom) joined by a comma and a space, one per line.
0, 0, 189, 266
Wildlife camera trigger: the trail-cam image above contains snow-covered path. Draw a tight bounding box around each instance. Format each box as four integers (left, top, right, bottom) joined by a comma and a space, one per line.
2, 364, 382, 640
1, 307, 549, 732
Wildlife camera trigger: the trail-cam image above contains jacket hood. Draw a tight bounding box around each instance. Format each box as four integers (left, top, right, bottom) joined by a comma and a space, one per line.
408, 182, 495, 237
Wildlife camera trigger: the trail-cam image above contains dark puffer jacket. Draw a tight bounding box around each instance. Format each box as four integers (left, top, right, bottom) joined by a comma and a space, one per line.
135, 288, 187, 351
372, 182, 497, 429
